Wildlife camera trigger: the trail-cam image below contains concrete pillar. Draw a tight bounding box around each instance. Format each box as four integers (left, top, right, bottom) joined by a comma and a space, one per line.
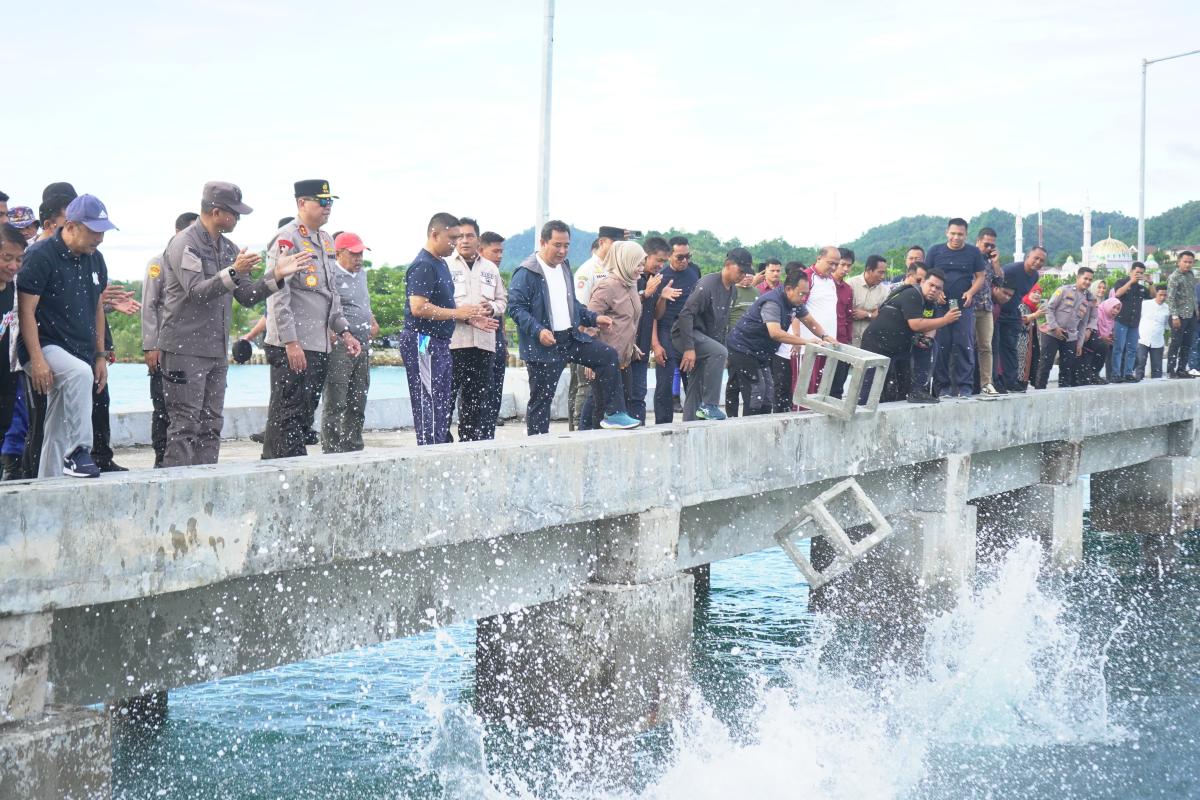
898, 454, 976, 597
816, 455, 975, 615
1, 613, 111, 800
976, 441, 1084, 569
685, 564, 711, 603
475, 508, 693, 735
1090, 455, 1200, 536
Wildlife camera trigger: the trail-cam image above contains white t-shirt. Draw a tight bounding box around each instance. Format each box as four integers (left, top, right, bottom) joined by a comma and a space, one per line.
539, 255, 573, 332
1138, 299, 1170, 348
803, 272, 838, 338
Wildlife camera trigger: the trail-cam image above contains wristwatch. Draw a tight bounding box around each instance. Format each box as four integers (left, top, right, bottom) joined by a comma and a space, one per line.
227, 267, 238, 281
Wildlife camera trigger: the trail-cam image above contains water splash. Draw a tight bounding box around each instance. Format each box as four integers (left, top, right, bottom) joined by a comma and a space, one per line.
405, 538, 1124, 800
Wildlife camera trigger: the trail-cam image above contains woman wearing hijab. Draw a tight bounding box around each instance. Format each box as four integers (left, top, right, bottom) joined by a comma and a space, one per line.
1081, 297, 1122, 384
580, 241, 647, 429
1017, 284, 1045, 386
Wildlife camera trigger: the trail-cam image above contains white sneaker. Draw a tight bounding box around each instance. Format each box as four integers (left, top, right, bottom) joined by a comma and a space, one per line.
1189, 369, 1200, 377
979, 384, 1001, 399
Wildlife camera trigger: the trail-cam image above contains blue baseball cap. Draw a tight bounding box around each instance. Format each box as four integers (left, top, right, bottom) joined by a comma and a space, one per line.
65, 194, 118, 233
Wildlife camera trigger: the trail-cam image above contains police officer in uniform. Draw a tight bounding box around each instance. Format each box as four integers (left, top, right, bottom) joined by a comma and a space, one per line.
159, 182, 310, 467
262, 179, 361, 459
141, 211, 198, 467
1034, 266, 1098, 390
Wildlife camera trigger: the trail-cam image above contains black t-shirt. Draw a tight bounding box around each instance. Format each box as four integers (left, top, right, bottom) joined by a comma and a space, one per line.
861, 284, 929, 355
0, 281, 14, 374
1112, 277, 1150, 327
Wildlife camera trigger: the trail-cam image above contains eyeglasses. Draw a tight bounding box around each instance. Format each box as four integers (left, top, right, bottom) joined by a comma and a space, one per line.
673, 254, 690, 261
303, 197, 334, 208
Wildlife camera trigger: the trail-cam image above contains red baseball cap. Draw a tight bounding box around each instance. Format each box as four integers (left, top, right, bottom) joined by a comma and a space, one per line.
333, 232, 370, 253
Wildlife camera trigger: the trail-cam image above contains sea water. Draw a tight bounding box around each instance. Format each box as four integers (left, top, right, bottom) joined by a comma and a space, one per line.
113, 524, 1199, 799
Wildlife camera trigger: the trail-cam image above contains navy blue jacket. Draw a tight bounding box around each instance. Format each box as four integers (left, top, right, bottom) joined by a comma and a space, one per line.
507, 253, 599, 363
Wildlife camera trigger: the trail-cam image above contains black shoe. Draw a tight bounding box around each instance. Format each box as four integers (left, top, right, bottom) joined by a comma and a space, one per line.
96, 461, 129, 473
250, 431, 265, 443
906, 389, 940, 404
994, 384, 1009, 394
0, 454, 23, 481
304, 429, 320, 445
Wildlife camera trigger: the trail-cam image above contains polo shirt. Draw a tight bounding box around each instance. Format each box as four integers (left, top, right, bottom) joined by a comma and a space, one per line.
404, 248, 456, 339
926, 242, 986, 304
16, 230, 108, 365
998, 262, 1040, 321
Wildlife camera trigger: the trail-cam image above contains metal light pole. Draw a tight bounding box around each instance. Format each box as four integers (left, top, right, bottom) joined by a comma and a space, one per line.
535, 0, 556, 237
1138, 48, 1200, 259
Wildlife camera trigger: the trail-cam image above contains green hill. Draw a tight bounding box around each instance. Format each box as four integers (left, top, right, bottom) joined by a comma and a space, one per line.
846, 201, 1200, 263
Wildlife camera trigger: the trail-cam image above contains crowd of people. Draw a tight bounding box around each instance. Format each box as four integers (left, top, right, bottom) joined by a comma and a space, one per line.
0, 183, 1194, 480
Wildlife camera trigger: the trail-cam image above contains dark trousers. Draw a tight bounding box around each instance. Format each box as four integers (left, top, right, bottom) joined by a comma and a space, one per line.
399, 329, 453, 446
770, 355, 793, 413
262, 344, 329, 459
149, 369, 169, 467
0, 362, 16, 444
911, 343, 933, 393
485, 334, 507, 429
526, 332, 624, 436
628, 358, 649, 423
654, 355, 681, 425
1136, 344, 1163, 378
580, 366, 638, 429
1036, 333, 1082, 389
1166, 316, 1196, 375
1080, 338, 1111, 384
828, 360, 850, 399
20, 375, 46, 477
858, 347, 911, 404
91, 383, 113, 466
994, 317, 1022, 391
933, 305, 976, 396
451, 347, 496, 442
727, 351, 773, 415
725, 365, 744, 417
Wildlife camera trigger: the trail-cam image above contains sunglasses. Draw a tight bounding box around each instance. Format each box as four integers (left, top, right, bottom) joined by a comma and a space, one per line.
304, 197, 334, 208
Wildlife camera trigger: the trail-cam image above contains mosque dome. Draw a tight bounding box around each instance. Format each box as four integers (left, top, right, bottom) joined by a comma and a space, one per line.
1091, 227, 1131, 259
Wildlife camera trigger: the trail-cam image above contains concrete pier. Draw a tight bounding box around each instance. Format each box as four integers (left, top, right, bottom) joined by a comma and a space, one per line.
476, 509, 694, 734
1, 381, 1198, 777
1, 613, 110, 800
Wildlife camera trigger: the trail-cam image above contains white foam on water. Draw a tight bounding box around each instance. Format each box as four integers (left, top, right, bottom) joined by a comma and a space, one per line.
413, 538, 1125, 800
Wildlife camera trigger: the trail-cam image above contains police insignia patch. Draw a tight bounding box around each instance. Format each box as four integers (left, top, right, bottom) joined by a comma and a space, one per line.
148, 264, 161, 279
305, 274, 319, 288
299, 225, 309, 237
278, 239, 294, 251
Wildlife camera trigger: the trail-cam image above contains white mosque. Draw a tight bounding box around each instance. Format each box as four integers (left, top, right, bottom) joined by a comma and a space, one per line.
1026, 204, 1159, 279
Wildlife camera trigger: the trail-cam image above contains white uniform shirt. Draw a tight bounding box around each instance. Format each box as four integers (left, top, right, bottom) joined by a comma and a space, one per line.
574, 254, 606, 306
539, 255, 573, 332
1138, 299, 1170, 348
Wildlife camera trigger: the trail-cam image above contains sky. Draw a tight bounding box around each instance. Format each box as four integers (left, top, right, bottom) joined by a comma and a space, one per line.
4, 0, 1199, 280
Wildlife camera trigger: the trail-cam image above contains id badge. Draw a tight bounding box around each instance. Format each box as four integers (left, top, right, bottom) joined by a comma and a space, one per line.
418, 334, 430, 354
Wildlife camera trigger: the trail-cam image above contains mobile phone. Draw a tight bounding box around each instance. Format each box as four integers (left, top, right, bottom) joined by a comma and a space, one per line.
948, 299, 959, 310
